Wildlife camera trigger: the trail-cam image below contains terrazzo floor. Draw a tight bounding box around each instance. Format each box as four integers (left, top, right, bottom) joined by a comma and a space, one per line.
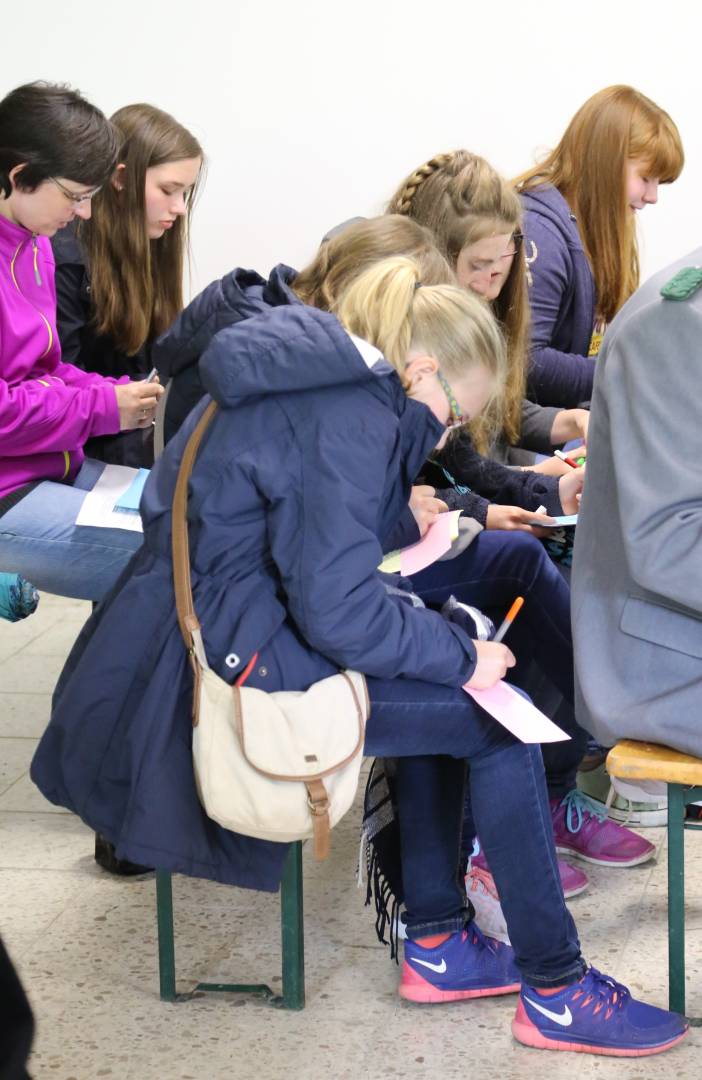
1, 593, 701, 1079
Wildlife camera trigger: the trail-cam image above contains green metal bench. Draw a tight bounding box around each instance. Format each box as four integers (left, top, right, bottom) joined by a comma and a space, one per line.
607, 740, 702, 1021
155, 841, 305, 1009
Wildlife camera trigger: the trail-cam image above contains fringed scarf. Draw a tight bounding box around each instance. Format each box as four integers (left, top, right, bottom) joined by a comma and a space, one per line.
359, 757, 404, 961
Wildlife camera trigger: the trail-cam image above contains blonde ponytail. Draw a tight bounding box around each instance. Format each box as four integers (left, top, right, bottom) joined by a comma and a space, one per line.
333, 257, 507, 439
334, 257, 420, 372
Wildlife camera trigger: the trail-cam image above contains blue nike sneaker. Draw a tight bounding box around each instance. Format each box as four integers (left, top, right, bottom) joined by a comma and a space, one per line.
400, 923, 521, 1003
513, 967, 688, 1056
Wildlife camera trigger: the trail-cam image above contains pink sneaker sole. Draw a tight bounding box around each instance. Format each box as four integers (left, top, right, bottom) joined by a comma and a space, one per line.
512, 1008, 689, 1057
399, 963, 520, 1003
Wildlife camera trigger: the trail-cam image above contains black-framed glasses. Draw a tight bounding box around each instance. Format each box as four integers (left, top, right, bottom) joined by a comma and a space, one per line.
50, 177, 102, 205
511, 231, 524, 252
467, 232, 524, 275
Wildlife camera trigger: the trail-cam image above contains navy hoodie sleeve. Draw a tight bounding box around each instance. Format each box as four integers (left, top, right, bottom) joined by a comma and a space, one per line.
524, 211, 597, 407
435, 432, 563, 516
268, 397, 478, 686
382, 504, 420, 552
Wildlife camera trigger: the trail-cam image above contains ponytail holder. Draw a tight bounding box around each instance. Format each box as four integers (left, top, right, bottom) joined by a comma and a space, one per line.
414, 281, 423, 291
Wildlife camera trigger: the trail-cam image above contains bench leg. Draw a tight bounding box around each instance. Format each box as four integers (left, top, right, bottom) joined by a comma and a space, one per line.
667, 784, 686, 1015
278, 841, 305, 1010
156, 870, 177, 1002
155, 847, 304, 1008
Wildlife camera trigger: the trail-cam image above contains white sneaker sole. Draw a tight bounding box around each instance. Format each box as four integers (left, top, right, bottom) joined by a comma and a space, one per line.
555, 844, 656, 868
607, 805, 668, 828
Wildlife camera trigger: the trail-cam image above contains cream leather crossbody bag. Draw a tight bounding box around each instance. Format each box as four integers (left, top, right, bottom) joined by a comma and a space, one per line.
172, 401, 369, 859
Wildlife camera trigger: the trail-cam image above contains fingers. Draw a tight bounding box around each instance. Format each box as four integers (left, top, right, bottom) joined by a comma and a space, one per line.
525, 511, 555, 526
133, 386, 164, 408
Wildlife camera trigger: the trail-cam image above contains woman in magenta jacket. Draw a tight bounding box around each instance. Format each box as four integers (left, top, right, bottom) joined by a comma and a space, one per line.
0, 83, 163, 600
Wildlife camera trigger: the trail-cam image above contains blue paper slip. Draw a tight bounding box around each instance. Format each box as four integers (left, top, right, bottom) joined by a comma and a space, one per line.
113, 468, 150, 514
540, 514, 578, 528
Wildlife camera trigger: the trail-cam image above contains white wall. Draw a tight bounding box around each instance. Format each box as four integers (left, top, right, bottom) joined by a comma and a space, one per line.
5, 0, 699, 296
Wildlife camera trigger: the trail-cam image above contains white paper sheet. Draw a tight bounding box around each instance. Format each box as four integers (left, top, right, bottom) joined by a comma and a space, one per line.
74, 465, 144, 533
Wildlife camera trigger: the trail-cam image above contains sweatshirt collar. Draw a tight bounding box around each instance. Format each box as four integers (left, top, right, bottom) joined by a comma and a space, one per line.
0, 210, 34, 255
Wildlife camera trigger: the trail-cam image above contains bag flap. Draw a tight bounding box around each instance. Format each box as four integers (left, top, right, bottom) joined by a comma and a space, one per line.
234, 670, 367, 780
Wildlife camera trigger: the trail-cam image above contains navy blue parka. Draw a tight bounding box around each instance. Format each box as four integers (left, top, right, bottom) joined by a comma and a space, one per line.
31, 305, 478, 891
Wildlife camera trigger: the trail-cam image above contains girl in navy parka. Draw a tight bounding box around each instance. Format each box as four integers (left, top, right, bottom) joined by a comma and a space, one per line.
515, 85, 683, 408
31, 256, 687, 1056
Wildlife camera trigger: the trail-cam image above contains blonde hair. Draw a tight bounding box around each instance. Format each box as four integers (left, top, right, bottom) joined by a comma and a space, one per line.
387, 151, 528, 453
292, 215, 453, 309
333, 256, 506, 437
515, 85, 684, 323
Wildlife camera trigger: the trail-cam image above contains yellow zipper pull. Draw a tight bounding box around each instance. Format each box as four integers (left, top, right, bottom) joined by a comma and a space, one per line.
32, 236, 42, 286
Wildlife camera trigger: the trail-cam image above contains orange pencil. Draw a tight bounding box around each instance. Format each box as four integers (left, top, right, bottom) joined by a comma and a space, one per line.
492, 596, 524, 643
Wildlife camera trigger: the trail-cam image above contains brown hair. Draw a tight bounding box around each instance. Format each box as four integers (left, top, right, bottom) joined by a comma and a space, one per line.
514, 85, 684, 323
387, 151, 528, 453
0, 81, 119, 198
293, 215, 454, 310
79, 103, 203, 355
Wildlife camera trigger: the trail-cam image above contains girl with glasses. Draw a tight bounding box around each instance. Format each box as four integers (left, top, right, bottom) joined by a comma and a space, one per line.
33, 252, 687, 1058
0, 82, 164, 602
515, 85, 683, 408
384, 149, 655, 898
51, 103, 203, 468
388, 150, 589, 481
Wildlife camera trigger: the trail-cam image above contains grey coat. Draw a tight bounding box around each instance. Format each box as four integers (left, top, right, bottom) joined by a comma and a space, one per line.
572, 249, 702, 757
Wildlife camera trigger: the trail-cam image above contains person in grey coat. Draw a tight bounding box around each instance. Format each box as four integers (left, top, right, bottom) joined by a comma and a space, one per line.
572, 250, 702, 758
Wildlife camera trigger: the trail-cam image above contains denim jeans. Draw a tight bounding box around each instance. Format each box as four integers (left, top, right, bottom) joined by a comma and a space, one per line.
365, 676, 586, 989
0, 460, 143, 602
410, 530, 589, 797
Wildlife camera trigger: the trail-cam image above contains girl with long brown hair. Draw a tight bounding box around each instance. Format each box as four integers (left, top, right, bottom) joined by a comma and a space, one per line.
52, 102, 203, 465
515, 85, 683, 407
387, 150, 588, 478
386, 152, 656, 885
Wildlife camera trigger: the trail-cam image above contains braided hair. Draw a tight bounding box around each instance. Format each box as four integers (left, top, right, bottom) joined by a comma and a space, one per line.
387, 151, 528, 452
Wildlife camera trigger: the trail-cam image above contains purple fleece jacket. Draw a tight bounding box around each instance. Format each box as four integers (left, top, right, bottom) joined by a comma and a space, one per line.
521, 185, 597, 407
0, 214, 125, 500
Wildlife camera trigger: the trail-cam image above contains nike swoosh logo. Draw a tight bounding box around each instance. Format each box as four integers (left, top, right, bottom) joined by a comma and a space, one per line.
411, 957, 447, 974
524, 996, 572, 1026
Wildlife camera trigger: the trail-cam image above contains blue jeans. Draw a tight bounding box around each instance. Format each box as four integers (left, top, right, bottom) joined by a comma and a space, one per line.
410, 530, 588, 798
365, 676, 586, 988
0, 461, 143, 602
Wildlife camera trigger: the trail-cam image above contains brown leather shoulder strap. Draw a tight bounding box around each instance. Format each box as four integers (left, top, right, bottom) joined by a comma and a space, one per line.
172, 400, 219, 650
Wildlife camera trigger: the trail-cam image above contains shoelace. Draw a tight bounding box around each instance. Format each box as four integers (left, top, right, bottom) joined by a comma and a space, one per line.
570, 967, 631, 1021
464, 920, 501, 956
467, 866, 499, 900
558, 789, 608, 835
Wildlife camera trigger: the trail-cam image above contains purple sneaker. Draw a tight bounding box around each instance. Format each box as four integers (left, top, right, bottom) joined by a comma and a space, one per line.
400, 923, 521, 1003
513, 967, 688, 1057
472, 848, 589, 899
551, 790, 655, 867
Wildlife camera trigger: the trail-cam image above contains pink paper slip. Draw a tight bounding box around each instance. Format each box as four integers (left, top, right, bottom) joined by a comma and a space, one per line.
400, 510, 461, 576
464, 681, 570, 744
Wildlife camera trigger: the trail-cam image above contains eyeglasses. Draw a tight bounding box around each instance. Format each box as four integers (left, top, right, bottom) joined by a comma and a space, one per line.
437, 370, 465, 429
465, 232, 524, 275
50, 177, 102, 205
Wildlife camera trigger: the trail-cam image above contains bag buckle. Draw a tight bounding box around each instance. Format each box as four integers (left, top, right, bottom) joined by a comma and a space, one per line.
307, 793, 329, 816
